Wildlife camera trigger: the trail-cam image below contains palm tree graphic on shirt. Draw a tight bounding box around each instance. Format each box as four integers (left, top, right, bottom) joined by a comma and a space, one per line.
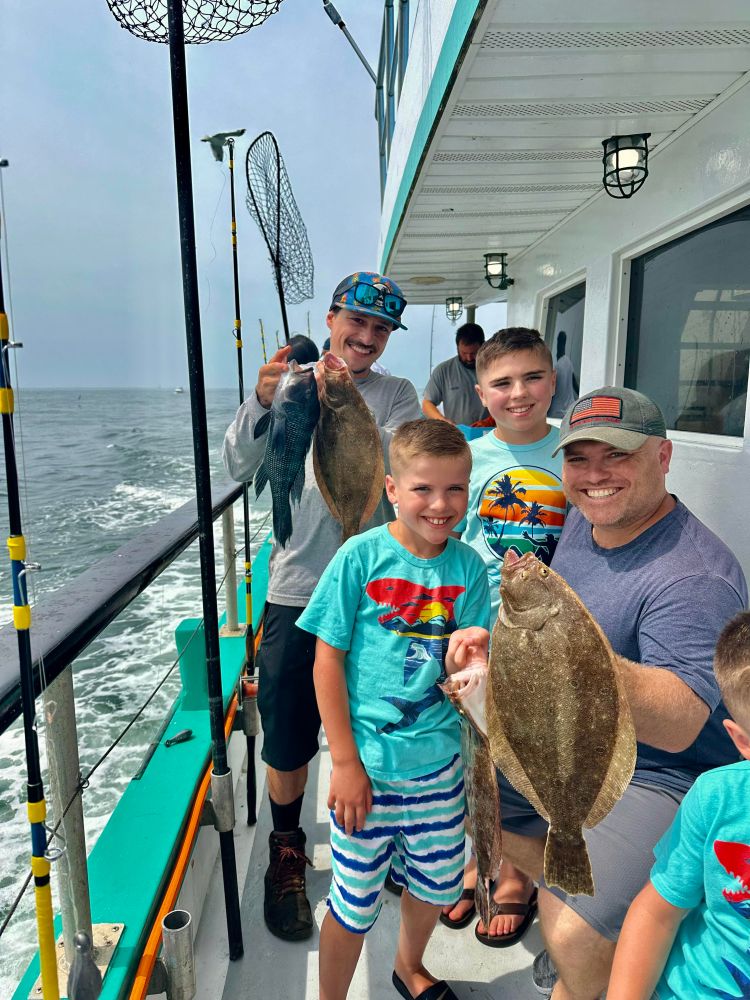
486, 474, 529, 541
520, 500, 546, 539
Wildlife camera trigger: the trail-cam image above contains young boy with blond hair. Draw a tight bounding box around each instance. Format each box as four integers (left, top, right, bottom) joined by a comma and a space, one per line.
297, 419, 490, 1000
608, 610, 750, 999
444, 327, 567, 944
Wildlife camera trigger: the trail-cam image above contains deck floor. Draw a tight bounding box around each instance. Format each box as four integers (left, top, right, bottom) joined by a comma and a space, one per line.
195, 737, 541, 999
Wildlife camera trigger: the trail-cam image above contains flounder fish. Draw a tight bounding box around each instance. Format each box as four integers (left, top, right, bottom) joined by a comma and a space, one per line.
253, 360, 320, 548
487, 550, 636, 896
441, 657, 501, 928
313, 353, 385, 541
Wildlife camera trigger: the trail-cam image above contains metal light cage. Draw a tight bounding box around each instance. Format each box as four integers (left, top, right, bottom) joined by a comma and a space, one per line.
602, 133, 651, 199
445, 296, 463, 323
105, 0, 283, 43
484, 252, 514, 291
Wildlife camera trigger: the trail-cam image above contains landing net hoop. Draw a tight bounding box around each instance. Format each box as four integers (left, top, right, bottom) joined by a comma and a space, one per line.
245, 131, 314, 341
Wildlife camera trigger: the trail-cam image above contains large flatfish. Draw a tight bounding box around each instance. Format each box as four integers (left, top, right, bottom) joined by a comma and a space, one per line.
441, 658, 502, 928
313, 353, 385, 541
253, 360, 320, 548
488, 550, 636, 896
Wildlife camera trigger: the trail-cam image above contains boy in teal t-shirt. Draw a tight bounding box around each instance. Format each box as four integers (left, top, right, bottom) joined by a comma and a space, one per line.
447, 327, 567, 942
609, 611, 750, 999
297, 419, 490, 1000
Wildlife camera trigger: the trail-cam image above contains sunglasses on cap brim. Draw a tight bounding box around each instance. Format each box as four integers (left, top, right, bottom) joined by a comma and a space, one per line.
340, 281, 406, 319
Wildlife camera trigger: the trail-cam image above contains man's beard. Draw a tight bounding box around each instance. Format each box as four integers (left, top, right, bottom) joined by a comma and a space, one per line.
460, 359, 476, 369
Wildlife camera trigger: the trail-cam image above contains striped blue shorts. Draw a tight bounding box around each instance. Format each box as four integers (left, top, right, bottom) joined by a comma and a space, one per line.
327, 754, 466, 934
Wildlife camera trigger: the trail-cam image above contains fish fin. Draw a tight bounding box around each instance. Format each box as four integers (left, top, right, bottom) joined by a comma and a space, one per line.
584, 665, 637, 829
358, 435, 386, 532
290, 458, 306, 507
312, 428, 342, 522
253, 411, 272, 439
254, 462, 269, 498
485, 676, 549, 821
544, 827, 594, 896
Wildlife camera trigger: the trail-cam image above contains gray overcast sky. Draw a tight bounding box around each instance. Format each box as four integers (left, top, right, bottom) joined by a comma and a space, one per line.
1, 1, 504, 390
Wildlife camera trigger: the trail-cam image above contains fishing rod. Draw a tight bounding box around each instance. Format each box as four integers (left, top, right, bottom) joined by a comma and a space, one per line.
258, 318, 268, 363
275, 329, 281, 350
0, 161, 60, 999
203, 130, 259, 825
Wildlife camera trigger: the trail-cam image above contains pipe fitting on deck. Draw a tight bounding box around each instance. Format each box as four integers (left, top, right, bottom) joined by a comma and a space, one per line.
210, 768, 235, 832
161, 909, 196, 1000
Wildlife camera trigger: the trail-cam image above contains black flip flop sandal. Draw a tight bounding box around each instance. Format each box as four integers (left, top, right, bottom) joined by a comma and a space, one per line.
438, 887, 476, 929
392, 970, 459, 1000
474, 886, 538, 948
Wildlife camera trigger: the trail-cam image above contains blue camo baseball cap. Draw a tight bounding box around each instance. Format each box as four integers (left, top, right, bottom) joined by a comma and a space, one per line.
329, 271, 408, 330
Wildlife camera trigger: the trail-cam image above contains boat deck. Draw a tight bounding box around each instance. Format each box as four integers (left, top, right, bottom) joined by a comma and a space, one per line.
194, 736, 540, 999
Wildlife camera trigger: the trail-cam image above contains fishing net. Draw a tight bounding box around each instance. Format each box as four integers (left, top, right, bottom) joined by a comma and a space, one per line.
105, 0, 284, 44
245, 131, 314, 307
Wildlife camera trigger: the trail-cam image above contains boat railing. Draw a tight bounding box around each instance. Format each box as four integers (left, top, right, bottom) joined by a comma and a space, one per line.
0, 478, 242, 736
375, 0, 410, 198
0, 478, 258, 996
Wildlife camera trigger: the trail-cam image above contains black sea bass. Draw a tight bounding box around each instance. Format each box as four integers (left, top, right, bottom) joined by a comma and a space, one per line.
313, 353, 385, 541
489, 551, 636, 896
253, 361, 320, 548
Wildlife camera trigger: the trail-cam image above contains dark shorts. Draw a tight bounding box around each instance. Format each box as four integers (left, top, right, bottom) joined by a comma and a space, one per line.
256, 602, 320, 772
498, 773, 684, 941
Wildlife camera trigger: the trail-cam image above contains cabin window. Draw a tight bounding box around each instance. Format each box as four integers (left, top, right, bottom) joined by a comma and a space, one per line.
544, 281, 585, 418
625, 204, 750, 437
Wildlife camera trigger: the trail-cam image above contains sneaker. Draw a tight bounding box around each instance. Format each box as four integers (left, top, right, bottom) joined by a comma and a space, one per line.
532, 949, 558, 997
264, 827, 313, 941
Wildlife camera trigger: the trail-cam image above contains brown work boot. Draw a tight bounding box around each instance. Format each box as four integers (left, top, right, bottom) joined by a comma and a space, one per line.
264, 827, 313, 941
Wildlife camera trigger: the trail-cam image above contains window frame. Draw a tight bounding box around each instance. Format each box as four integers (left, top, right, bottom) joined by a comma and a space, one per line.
613, 190, 750, 447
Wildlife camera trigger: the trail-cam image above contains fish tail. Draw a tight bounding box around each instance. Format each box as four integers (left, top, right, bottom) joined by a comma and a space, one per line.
273, 498, 294, 549
544, 828, 594, 897
475, 877, 492, 930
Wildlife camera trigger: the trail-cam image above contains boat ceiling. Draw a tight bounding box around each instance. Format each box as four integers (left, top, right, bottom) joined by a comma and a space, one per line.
385, 0, 750, 306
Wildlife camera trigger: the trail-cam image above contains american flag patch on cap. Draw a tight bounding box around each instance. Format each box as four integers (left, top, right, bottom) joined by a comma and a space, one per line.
570, 395, 622, 425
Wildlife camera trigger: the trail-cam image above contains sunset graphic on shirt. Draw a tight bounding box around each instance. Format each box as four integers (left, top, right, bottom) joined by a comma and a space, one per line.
477, 465, 565, 564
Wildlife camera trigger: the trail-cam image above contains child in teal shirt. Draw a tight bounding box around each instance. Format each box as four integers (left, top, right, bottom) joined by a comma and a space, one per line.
297, 419, 490, 1000
609, 610, 750, 999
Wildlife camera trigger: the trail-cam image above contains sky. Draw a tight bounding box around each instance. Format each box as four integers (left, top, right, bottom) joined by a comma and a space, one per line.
0, 1, 504, 390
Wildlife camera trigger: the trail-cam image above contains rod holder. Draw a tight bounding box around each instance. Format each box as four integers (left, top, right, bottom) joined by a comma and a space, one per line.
161, 910, 195, 1000
210, 768, 236, 833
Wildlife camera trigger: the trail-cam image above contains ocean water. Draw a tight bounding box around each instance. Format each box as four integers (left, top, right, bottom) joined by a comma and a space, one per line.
0, 388, 270, 996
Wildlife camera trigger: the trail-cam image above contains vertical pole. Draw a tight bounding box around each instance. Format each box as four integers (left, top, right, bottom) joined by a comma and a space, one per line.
221, 509, 238, 632
44, 668, 93, 967
226, 140, 255, 664
258, 318, 268, 363
0, 171, 60, 998
166, 0, 243, 960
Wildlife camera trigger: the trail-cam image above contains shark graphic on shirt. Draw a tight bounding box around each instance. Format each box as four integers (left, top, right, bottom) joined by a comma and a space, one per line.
365, 578, 465, 734
713, 840, 750, 997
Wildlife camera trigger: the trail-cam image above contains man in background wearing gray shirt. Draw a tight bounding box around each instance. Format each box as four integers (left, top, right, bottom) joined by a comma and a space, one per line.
422, 322, 488, 426
222, 271, 421, 943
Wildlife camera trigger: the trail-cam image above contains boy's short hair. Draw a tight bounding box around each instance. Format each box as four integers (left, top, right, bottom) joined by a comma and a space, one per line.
475, 327, 553, 379
389, 419, 471, 475
714, 610, 750, 723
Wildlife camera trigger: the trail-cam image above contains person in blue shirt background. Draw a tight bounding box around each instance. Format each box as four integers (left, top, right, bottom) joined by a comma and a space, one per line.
609, 610, 750, 999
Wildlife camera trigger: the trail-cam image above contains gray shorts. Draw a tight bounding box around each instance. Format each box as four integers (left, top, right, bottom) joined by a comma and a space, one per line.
498, 774, 684, 941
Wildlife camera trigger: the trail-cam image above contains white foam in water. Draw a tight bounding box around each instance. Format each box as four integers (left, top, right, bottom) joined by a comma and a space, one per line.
0, 389, 270, 997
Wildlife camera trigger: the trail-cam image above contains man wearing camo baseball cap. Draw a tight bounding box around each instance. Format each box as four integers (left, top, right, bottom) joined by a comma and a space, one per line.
495, 384, 748, 998
222, 270, 420, 943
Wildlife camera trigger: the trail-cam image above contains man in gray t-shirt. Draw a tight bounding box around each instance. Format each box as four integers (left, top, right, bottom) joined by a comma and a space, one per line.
422, 322, 488, 426
222, 271, 421, 943
494, 387, 748, 998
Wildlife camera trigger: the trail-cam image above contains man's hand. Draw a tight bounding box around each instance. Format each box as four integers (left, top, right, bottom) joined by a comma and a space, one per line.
255, 345, 291, 408
328, 758, 372, 835
446, 626, 490, 675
